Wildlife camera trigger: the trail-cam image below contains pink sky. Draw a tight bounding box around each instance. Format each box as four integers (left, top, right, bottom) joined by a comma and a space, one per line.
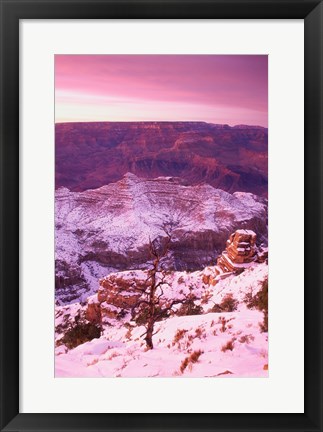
55, 55, 268, 127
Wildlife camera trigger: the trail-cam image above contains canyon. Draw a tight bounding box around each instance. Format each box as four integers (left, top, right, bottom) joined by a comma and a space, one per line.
54, 121, 269, 377
55, 173, 267, 303
56, 121, 268, 197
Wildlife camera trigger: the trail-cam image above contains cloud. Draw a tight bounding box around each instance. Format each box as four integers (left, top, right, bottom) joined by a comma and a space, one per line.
55, 55, 268, 126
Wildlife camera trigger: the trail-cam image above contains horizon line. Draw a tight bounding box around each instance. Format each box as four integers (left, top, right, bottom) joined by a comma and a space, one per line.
55, 120, 267, 129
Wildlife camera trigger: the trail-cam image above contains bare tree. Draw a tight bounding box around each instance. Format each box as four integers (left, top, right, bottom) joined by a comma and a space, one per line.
129, 202, 201, 349
131, 231, 197, 349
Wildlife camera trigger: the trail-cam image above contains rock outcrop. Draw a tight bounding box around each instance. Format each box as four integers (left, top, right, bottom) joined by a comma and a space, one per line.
216, 229, 258, 273
95, 272, 145, 320
202, 229, 263, 286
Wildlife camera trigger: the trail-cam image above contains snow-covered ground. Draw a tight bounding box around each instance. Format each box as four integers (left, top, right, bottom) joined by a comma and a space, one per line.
56, 308, 268, 378
55, 174, 267, 303
55, 262, 268, 378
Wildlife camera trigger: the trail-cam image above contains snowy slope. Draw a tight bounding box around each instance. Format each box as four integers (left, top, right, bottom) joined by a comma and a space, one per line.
55, 262, 268, 378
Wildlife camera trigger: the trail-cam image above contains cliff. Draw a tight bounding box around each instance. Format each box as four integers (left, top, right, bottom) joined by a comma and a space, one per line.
55, 121, 268, 196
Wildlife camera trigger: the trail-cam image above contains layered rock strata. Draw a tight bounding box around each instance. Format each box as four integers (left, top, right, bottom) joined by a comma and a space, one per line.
216, 229, 258, 273
202, 229, 262, 286
56, 121, 268, 197
55, 174, 268, 303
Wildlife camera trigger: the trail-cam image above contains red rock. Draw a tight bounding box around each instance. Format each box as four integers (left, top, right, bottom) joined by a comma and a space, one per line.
215, 230, 258, 275
98, 274, 144, 310
85, 300, 101, 325
55, 122, 268, 197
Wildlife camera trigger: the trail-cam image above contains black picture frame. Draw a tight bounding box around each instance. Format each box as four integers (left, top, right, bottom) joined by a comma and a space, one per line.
0, 1, 322, 431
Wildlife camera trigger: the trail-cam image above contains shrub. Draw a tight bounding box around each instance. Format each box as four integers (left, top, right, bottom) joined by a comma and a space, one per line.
176, 299, 203, 316
244, 288, 256, 308
243, 277, 268, 332
211, 294, 238, 313
219, 317, 227, 333
194, 326, 206, 339
255, 278, 268, 312
238, 334, 255, 344
220, 294, 238, 311
60, 317, 102, 350
221, 338, 236, 352
180, 350, 204, 373
189, 349, 204, 363
260, 308, 268, 333
254, 278, 268, 332
172, 329, 188, 345
211, 304, 222, 313
201, 290, 212, 304
257, 278, 268, 332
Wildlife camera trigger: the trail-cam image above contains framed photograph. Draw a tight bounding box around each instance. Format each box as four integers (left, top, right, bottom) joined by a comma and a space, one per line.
0, 0, 322, 431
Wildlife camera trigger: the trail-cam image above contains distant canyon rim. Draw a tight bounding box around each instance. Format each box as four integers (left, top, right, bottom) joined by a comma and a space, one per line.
56, 121, 268, 197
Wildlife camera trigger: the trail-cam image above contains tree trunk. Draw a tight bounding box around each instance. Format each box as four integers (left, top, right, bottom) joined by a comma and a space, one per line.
143, 237, 171, 349
144, 257, 158, 349
145, 318, 154, 349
